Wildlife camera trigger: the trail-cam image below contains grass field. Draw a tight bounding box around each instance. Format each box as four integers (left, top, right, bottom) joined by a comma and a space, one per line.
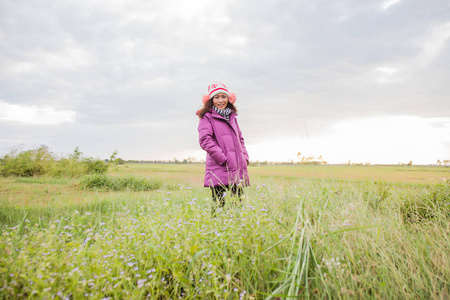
1, 164, 449, 299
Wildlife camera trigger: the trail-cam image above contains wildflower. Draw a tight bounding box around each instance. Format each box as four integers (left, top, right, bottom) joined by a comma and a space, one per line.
226, 274, 232, 283
137, 279, 147, 287
343, 220, 352, 226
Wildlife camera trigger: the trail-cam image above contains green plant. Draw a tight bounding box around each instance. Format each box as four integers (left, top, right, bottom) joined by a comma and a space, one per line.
363, 180, 392, 210
0, 146, 109, 178
79, 174, 161, 191
82, 157, 108, 175
401, 181, 450, 223
0, 146, 54, 177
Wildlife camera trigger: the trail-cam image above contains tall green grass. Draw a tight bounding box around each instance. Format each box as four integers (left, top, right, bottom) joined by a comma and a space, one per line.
0, 177, 449, 298
79, 174, 163, 191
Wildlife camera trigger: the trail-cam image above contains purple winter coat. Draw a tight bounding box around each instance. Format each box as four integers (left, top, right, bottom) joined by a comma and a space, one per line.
198, 109, 250, 187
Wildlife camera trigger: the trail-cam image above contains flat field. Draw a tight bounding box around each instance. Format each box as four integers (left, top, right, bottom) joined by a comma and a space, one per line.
111, 163, 450, 185
0, 164, 449, 299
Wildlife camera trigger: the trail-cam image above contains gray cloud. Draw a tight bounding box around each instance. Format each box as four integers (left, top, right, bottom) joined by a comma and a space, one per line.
1, 0, 449, 161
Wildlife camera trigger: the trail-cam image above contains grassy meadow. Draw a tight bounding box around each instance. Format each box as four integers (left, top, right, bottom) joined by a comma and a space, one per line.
0, 163, 449, 299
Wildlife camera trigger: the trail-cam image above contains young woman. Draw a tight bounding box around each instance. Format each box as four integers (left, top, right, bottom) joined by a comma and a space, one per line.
197, 82, 250, 212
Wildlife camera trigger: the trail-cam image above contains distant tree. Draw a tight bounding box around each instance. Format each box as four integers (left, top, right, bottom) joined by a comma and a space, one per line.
69, 146, 82, 160
108, 149, 120, 169
297, 152, 326, 165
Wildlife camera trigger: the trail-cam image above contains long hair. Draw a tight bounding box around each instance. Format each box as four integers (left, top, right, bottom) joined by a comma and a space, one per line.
196, 98, 238, 118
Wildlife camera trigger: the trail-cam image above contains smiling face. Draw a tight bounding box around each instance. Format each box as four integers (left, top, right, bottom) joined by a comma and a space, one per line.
212, 93, 229, 110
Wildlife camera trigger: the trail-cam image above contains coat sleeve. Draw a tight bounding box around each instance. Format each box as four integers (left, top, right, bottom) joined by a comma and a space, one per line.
198, 115, 227, 166
236, 121, 249, 163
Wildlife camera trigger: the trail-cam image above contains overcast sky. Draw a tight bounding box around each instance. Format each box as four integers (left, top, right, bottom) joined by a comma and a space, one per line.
1, 0, 449, 164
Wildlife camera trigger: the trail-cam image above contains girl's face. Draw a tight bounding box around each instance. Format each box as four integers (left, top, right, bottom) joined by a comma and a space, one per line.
212, 93, 229, 110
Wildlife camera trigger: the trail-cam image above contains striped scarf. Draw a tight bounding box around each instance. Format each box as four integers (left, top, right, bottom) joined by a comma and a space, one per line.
213, 106, 232, 122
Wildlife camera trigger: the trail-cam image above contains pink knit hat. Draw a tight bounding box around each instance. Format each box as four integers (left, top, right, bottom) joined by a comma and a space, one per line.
202, 82, 237, 104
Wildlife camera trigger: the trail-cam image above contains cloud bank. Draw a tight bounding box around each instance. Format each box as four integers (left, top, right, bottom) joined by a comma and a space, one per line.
1, 0, 449, 163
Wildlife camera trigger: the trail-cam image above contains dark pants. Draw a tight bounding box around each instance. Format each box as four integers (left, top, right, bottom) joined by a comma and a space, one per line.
210, 184, 243, 209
